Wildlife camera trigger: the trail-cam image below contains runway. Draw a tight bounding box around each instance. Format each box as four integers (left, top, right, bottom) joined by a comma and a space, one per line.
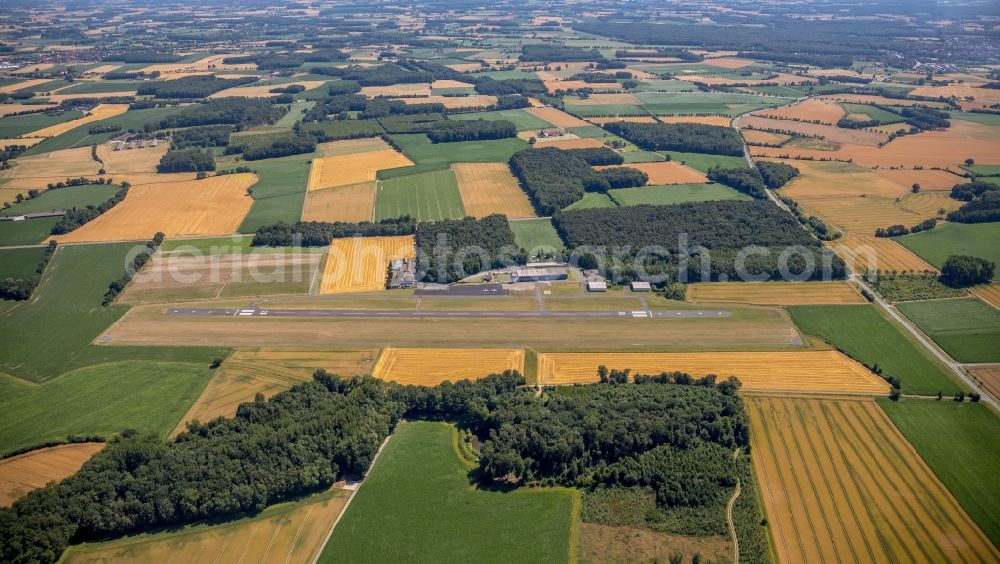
166, 307, 732, 319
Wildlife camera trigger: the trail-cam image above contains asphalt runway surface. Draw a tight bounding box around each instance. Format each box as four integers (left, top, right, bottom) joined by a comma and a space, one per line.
166, 307, 732, 319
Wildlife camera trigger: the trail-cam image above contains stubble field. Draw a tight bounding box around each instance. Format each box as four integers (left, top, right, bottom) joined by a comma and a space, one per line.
318, 235, 416, 294
686, 281, 865, 305
308, 149, 413, 191
372, 347, 525, 385
0, 442, 104, 506
452, 162, 535, 219
302, 182, 377, 223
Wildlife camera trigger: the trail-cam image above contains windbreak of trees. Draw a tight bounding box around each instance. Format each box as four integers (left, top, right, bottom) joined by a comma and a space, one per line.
157, 148, 215, 173
707, 167, 767, 199
136, 76, 257, 99
426, 119, 516, 143
473, 78, 546, 97
940, 255, 995, 287
251, 217, 417, 247
169, 125, 233, 149
756, 161, 799, 189
297, 120, 385, 142
948, 181, 1000, 223
225, 133, 316, 160
415, 214, 520, 283
378, 113, 444, 134
603, 122, 744, 156
509, 148, 626, 214
520, 45, 606, 63
156, 99, 286, 130
0, 241, 56, 301
103, 233, 164, 305
900, 107, 950, 130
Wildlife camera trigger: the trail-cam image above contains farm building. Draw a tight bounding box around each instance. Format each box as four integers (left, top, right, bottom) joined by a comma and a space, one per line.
512, 267, 568, 283
388, 258, 417, 289
631, 281, 651, 292
587, 280, 608, 292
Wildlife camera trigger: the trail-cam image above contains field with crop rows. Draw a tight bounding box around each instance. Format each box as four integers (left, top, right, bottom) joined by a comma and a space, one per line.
372, 348, 524, 385
318, 236, 416, 294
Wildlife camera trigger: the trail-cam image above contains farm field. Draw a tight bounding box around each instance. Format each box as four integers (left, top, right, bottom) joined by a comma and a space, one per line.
64, 487, 351, 564
536, 350, 890, 394
0, 361, 212, 455
747, 396, 998, 564
449, 109, 552, 131
319, 236, 416, 294
969, 365, 1000, 400
236, 152, 311, 232
0, 146, 100, 192
387, 134, 528, 172
208, 80, 326, 98
523, 106, 590, 128
0, 246, 46, 279
0, 217, 60, 246
758, 99, 845, 124
0, 110, 85, 138
687, 281, 865, 305
788, 305, 960, 395
25, 104, 128, 138
970, 284, 1000, 311
452, 162, 534, 219
20, 105, 189, 156
895, 222, 1000, 269
879, 399, 1000, 548
533, 137, 604, 150
827, 235, 935, 274
665, 151, 748, 173
742, 129, 791, 145
171, 348, 378, 435
320, 421, 574, 564
609, 183, 749, 206
308, 148, 413, 191
374, 168, 465, 221
303, 182, 376, 223
656, 115, 732, 126
599, 161, 707, 184
0, 442, 104, 507
372, 348, 525, 385
564, 192, 616, 210
897, 298, 1000, 363
0, 183, 119, 217
510, 218, 564, 251
55, 173, 256, 243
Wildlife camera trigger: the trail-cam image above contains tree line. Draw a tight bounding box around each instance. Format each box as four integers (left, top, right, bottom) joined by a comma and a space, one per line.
136, 75, 257, 99
426, 119, 517, 143
169, 125, 233, 149
102, 233, 164, 305
948, 181, 1000, 223
51, 182, 130, 235
251, 217, 417, 247
155, 99, 286, 130
0, 241, 56, 301
156, 148, 215, 173
603, 122, 745, 156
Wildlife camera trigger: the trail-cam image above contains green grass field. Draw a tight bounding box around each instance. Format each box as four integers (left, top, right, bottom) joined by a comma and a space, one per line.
510, 218, 564, 251
839, 103, 903, 123
746, 85, 808, 97
666, 151, 748, 173
0, 110, 84, 138
948, 111, 1000, 126
23, 106, 188, 155
895, 223, 1000, 269
0, 184, 119, 217
564, 192, 616, 210
0, 246, 45, 280
0, 242, 227, 382
387, 134, 528, 170
374, 169, 465, 221
448, 109, 552, 131
897, 298, 1000, 363
878, 399, 1000, 548
272, 100, 316, 128
237, 152, 312, 232
566, 104, 648, 118
320, 421, 575, 564
961, 164, 1000, 176
58, 80, 145, 94
788, 305, 960, 395
0, 361, 212, 455
622, 150, 666, 163
609, 183, 750, 206
0, 216, 59, 246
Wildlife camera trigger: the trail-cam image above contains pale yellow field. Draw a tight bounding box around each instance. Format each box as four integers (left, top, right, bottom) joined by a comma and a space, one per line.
524, 106, 591, 128
702, 57, 755, 69
568, 93, 642, 105
970, 284, 1000, 311
874, 168, 965, 192
0, 146, 99, 192
209, 80, 326, 98
302, 181, 376, 223
0, 78, 49, 94
597, 161, 707, 185
969, 365, 1000, 400
588, 116, 658, 124
687, 281, 865, 305
748, 396, 999, 564
63, 488, 351, 564
25, 104, 129, 138
319, 235, 416, 294
172, 348, 378, 435
307, 149, 413, 191
742, 115, 887, 147
55, 173, 256, 243
0, 136, 44, 147
0, 443, 104, 507
95, 143, 167, 173
360, 83, 432, 97
453, 162, 535, 219
742, 130, 791, 145
398, 95, 497, 108
827, 235, 936, 273
373, 347, 524, 385
536, 351, 891, 394
758, 99, 846, 124
534, 137, 604, 149
315, 137, 390, 157
140, 54, 256, 74
431, 79, 474, 89
657, 115, 733, 127
82, 64, 121, 75
0, 103, 56, 116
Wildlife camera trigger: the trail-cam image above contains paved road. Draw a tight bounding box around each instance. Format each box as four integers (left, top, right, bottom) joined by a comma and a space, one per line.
167, 307, 732, 320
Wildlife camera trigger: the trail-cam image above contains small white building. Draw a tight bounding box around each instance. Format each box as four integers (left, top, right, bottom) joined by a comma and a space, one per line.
587, 280, 607, 292
630, 281, 651, 292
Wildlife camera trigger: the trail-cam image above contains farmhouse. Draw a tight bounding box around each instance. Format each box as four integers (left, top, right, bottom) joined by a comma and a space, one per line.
512, 267, 568, 282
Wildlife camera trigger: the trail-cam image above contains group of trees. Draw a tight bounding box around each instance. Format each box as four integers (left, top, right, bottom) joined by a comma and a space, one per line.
157, 148, 215, 173
948, 181, 1000, 223
102, 233, 164, 306
509, 147, 627, 214
519, 45, 606, 63
51, 182, 129, 235
156, 99, 286, 130
136, 75, 257, 99
224, 132, 316, 161
603, 122, 744, 156
755, 161, 799, 189
426, 119, 517, 143
0, 241, 56, 301
0, 368, 754, 564
297, 119, 385, 142
169, 125, 233, 149
251, 217, 417, 247
900, 107, 951, 131
874, 218, 936, 238
940, 255, 995, 287
706, 167, 768, 199
415, 214, 520, 283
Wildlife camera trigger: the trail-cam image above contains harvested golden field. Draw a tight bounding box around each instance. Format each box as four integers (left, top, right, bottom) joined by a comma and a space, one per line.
536, 351, 890, 394
839, 120, 1000, 169
795, 195, 927, 233
302, 181, 376, 223
431, 79, 474, 89
373, 347, 524, 385
971, 284, 1000, 311
568, 93, 642, 105
897, 191, 963, 216
360, 83, 432, 98
82, 64, 120, 75
0, 103, 55, 116
171, 348, 378, 435
702, 57, 755, 69
25, 104, 129, 138
534, 137, 604, 149
910, 84, 1000, 109
816, 94, 951, 108
398, 95, 497, 108
55, 173, 256, 243
687, 281, 865, 305
63, 488, 351, 564
140, 54, 256, 74
453, 162, 535, 219
747, 396, 999, 564
0, 443, 104, 507
0, 78, 49, 94
315, 137, 391, 156
0, 146, 99, 190
588, 116, 658, 124
678, 73, 814, 86
319, 235, 416, 294
0, 136, 44, 147
209, 80, 326, 98
742, 130, 791, 145
758, 99, 846, 124
307, 148, 413, 191
95, 143, 167, 173
524, 106, 591, 128
544, 80, 621, 93
874, 169, 965, 192
598, 161, 707, 185
742, 115, 888, 146
827, 235, 936, 273
969, 365, 1000, 400
657, 115, 733, 127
